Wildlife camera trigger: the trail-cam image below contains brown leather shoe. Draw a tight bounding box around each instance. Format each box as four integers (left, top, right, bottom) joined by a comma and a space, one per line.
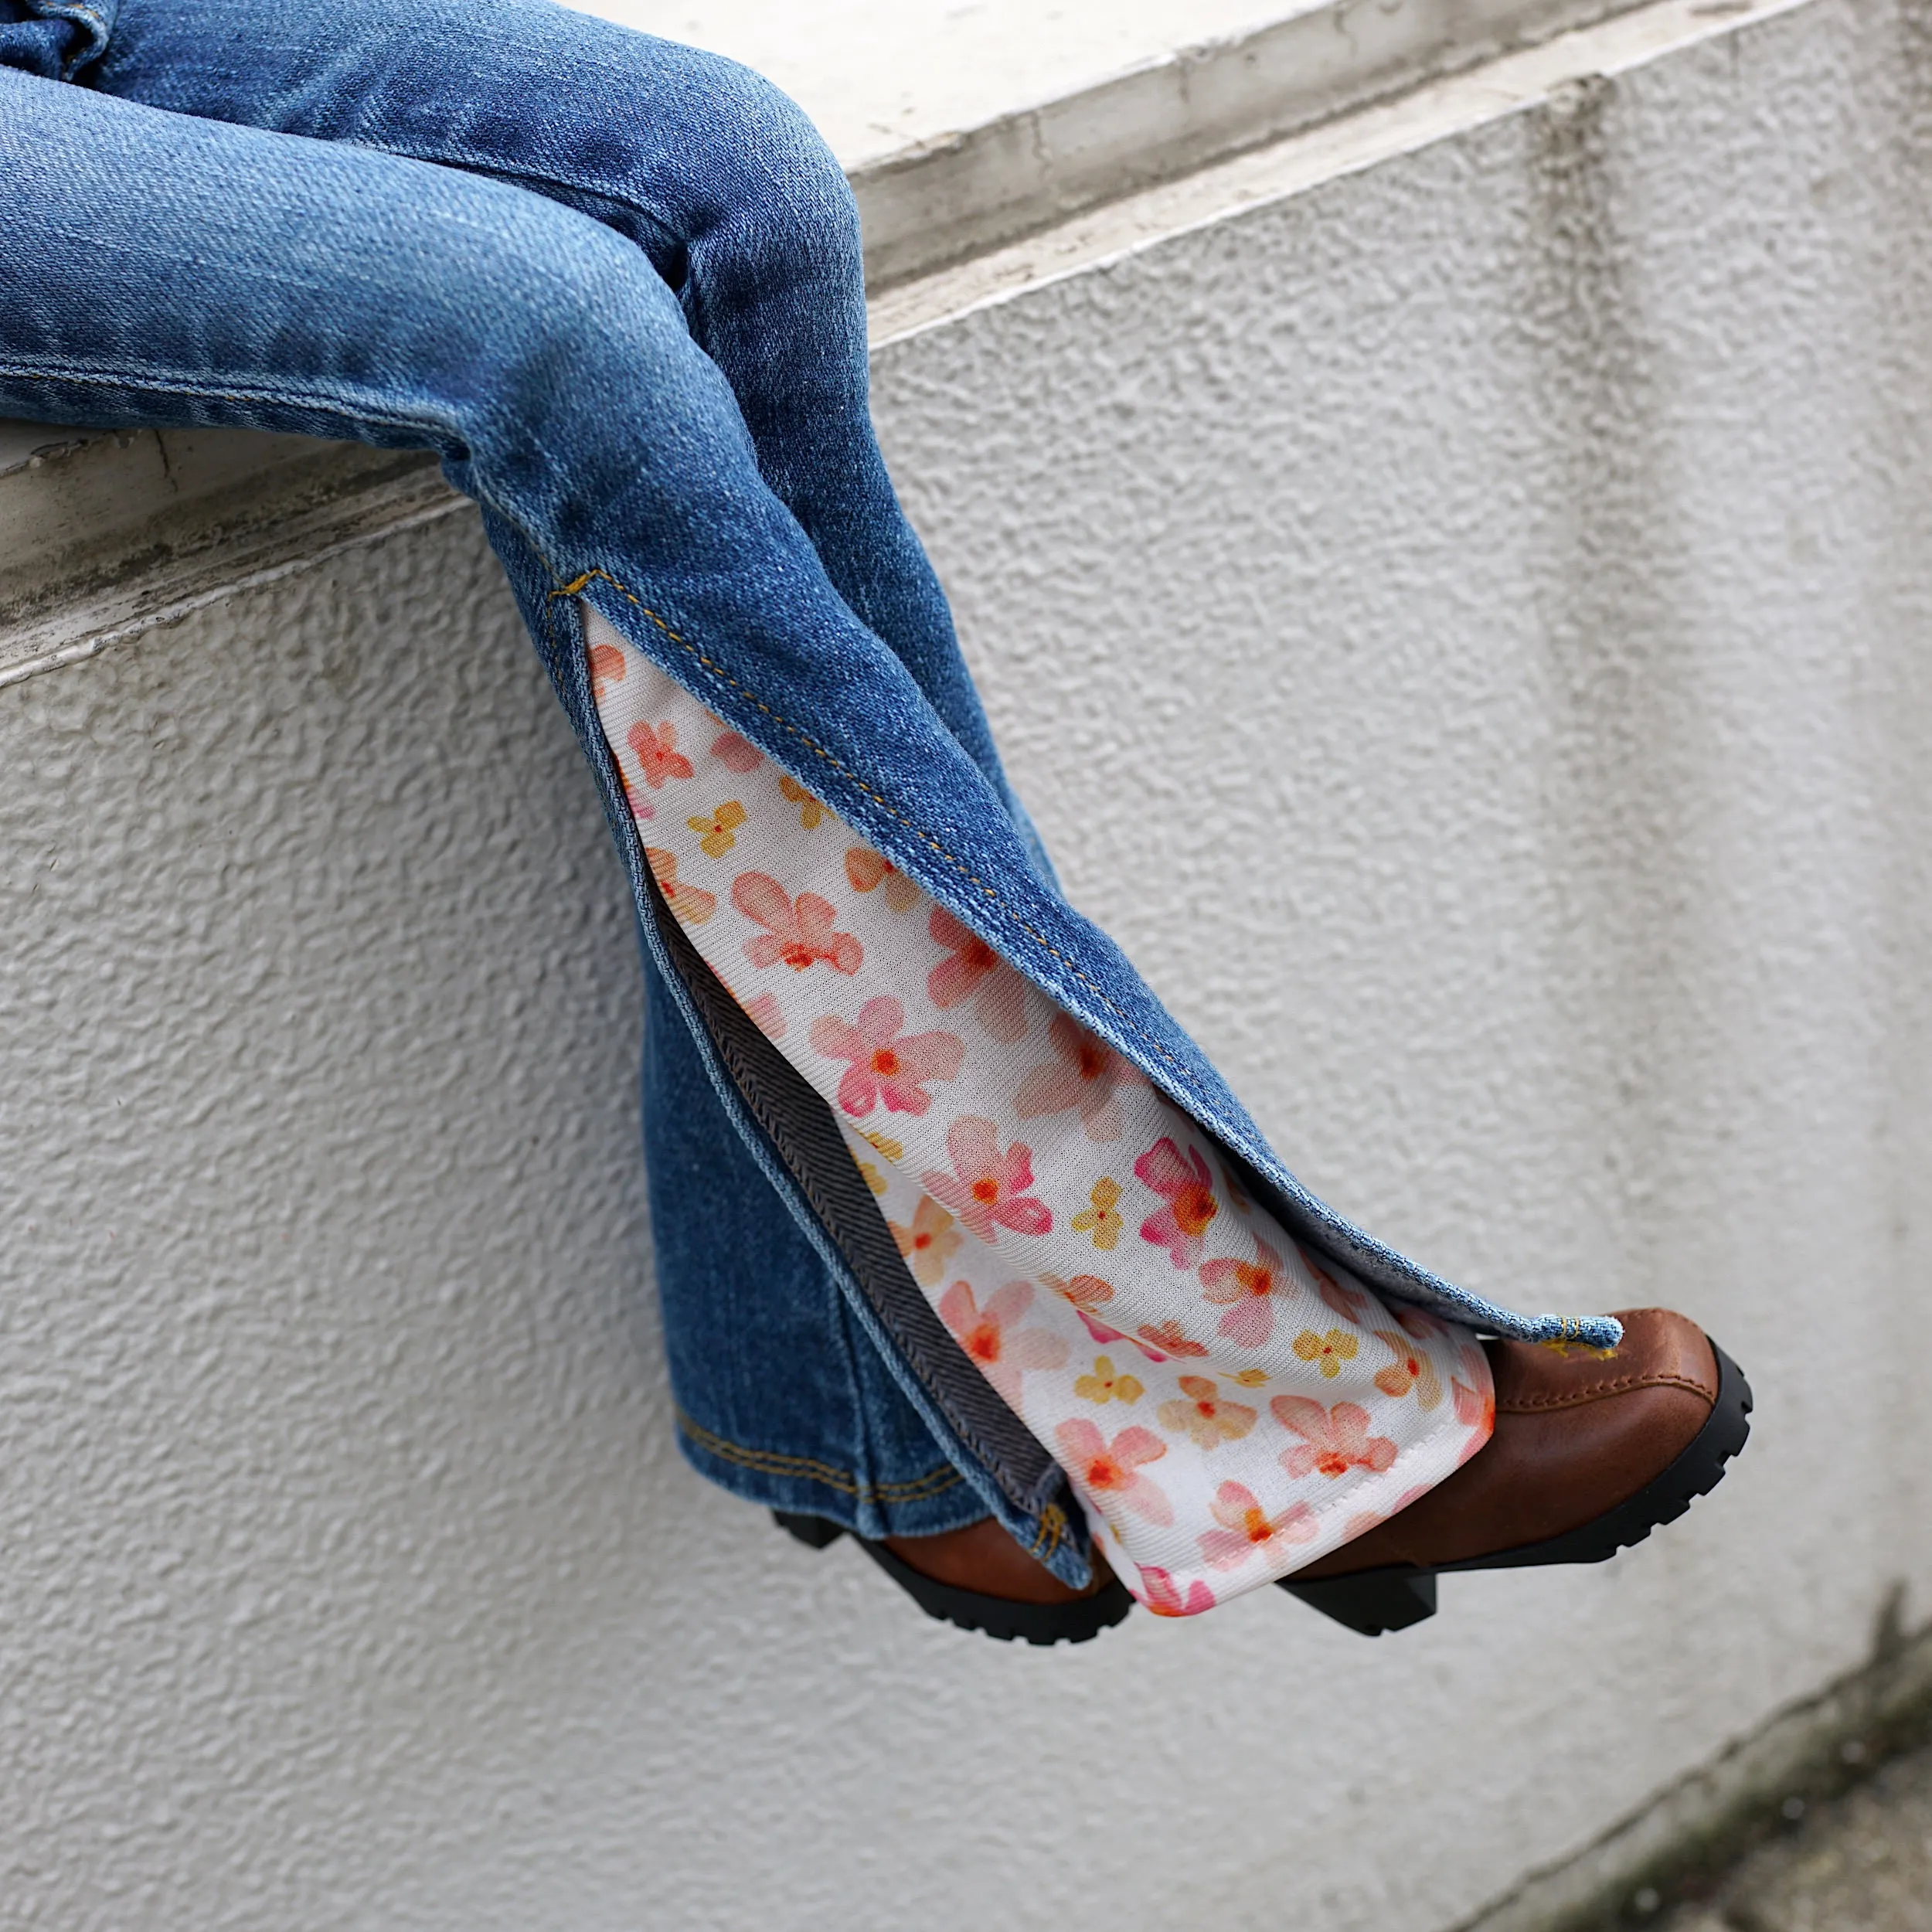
771, 1511, 1134, 1645
1279, 1308, 1751, 1636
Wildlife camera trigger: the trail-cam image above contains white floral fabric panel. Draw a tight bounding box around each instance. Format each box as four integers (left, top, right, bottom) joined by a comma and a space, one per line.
584, 606, 1492, 1614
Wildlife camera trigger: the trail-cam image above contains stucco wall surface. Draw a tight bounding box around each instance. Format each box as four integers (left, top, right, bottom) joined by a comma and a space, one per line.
4, 0, 1930, 1926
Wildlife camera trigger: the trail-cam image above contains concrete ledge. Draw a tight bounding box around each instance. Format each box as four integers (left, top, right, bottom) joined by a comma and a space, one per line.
0, 0, 1798, 695
849, 0, 1648, 287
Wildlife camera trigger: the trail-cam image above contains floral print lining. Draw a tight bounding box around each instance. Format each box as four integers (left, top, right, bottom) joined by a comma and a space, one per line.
585, 606, 1492, 1613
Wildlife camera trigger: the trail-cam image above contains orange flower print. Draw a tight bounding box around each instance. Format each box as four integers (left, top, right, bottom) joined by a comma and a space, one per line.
845, 845, 921, 913
688, 799, 747, 858
921, 1117, 1052, 1241
1053, 1419, 1172, 1526
926, 908, 1028, 1044
628, 719, 695, 790
1042, 1271, 1127, 1349
1134, 1137, 1220, 1267
778, 774, 826, 828
643, 848, 716, 927
1370, 1327, 1443, 1410
888, 1196, 961, 1287
1137, 1565, 1217, 1617
1157, 1376, 1258, 1450
1013, 1014, 1146, 1143
1199, 1234, 1290, 1349
732, 873, 863, 975
1198, 1482, 1318, 1570
1291, 1328, 1359, 1378
588, 641, 626, 699
1071, 1176, 1124, 1251
1453, 1365, 1495, 1466
937, 1280, 1069, 1408
809, 995, 964, 1117
710, 728, 763, 772
1134, 1320, 1209, 1361
1272, 1396, 1399, 1478
1073, 1355, 1145, 1405
1307, 1252, 1371, 1325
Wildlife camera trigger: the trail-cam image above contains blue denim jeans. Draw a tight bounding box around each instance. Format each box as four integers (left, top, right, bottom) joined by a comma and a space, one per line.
0, 0, 1617, 1587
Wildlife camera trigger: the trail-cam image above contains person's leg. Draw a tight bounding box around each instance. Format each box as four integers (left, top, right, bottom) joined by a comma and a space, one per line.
88, 0, 1021, 820
0, 58, 1040, 1560
2, 5, 1708, 1622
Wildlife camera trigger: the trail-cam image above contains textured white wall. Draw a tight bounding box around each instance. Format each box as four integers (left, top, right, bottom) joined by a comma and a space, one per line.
5, 0, 1930, 1926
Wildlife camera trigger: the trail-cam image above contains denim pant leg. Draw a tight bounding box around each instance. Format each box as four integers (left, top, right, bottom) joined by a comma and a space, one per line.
73, 0, 1021, 1539
0, 54, 1058, 1554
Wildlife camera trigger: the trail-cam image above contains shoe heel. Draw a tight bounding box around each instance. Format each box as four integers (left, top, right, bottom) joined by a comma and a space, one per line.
771, 1509, 846, 1550
1279, 1568, 1437, 1637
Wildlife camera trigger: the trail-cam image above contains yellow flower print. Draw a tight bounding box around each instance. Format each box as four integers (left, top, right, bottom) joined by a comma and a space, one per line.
1229, 1368, 1270, 1388
1157, 1375, 1258, 1450
862, 1129, 904, 1163
1071, 1176, 1124, 1251
1292, 1328, 1360, 1379
779, 774, 827, 829
856, 1159, 887, 1196
687, 798, 747, 858
1073, 1355, 1145, 1406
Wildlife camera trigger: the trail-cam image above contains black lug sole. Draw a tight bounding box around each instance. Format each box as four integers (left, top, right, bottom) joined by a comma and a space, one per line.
1279, 1340, 1753, 1638
772, 1510, 1135, 1646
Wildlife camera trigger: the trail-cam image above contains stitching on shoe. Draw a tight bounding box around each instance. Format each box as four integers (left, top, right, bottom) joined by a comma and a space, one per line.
1497, 1370, 1717, 1413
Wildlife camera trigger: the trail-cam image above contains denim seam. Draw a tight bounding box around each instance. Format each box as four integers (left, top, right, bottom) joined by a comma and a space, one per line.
550, 568, 1185, 1075
675, 1408, 965, 1502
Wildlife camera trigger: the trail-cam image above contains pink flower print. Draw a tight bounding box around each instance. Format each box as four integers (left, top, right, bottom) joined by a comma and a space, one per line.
845, 845, 921, 913
1053, 1419, 1172, 1525
1291, 1327, 1360, 1379
741, 992, 786, 1039
1071, 1176, 1124, 1251
1370, 1327, 1443, 1410
1134, 1138, 1221, 1267
778, 774, 827, 828
921, 1117, 1052, 1241
1199, 1235, 1291, 1349
1307, 1251, 1372, 1325
643, 848, 716, 927
888, 1196, 961, 1287
926, 909, 1028, 1045
938, 1280, 1069, 1408
810, 997, 964, 1118
1013, 1015, 1145, 1143
1273, 1396, 1399, 1479
1198, 1483, 1318, 1570
588, 641, 626, 699
1157, 1375, 1258, 1450
1137, 1566, 1217, 1617
1135, 1319, 1209, 1361
711, 728, 763, 772
733, 873, 863, 975
628, 719, 694, 790
1042, 1271, 1124, 1347
687, 799, 747, 858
